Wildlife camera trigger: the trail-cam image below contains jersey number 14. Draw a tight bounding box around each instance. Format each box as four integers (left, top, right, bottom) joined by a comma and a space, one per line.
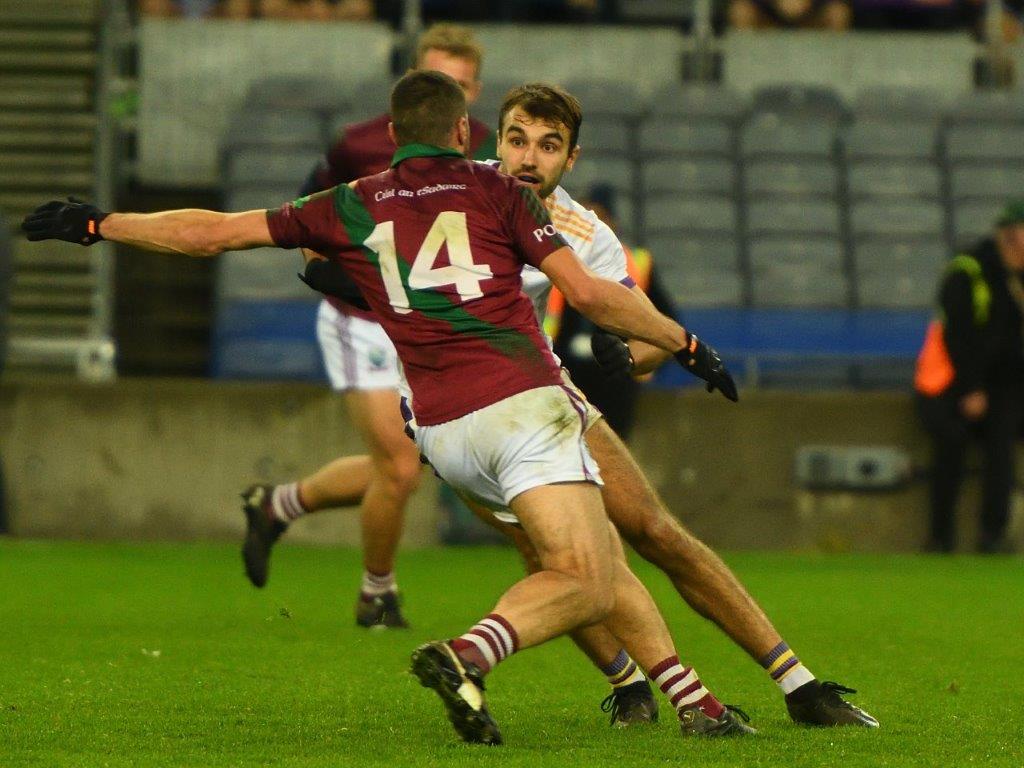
364, 211, 494, 315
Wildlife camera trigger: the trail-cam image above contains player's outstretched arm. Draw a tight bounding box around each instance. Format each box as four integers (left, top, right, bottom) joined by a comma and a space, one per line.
22, 198, 274, 257
541, 247, 738, 401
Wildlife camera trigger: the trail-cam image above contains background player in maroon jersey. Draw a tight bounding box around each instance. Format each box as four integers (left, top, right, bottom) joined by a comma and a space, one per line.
240, 24, 497, 629
22, 70, 753, 744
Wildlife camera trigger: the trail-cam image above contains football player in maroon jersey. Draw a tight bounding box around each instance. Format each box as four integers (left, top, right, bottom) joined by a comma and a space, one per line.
23, 70, 754, 743
240, 24, 497, 630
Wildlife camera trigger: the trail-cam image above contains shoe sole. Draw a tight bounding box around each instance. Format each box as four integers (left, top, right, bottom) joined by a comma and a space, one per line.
241, 497, 270, 589
410, 644, 502, 745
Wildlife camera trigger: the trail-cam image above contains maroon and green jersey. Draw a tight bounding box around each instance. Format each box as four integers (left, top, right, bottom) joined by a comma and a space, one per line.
268, 144, 568, 425
300, 113, 496, 320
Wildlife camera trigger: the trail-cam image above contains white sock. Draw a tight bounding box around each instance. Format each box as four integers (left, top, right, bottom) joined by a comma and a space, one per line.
360, 570, 396, 599
270, 483, 306, 523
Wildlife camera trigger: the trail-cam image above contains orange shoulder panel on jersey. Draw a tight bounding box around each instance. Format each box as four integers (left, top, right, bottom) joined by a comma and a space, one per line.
545, 199, 595, 243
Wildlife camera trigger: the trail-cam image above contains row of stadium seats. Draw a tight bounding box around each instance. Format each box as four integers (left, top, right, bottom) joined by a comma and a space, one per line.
211, 79, 1024, 383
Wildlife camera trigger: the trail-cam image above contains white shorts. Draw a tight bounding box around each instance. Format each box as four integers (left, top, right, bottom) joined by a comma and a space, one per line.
406, 384, 604, 525
316, 300, 400, 391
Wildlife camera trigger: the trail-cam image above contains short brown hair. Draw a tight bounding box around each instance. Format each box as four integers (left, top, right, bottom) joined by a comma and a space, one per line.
498, 83, 583, 150
390, 70, 467, 147
415, 23, 484, 79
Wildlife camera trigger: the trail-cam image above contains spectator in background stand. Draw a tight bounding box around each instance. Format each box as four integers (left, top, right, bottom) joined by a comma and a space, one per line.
138, 0, 253, 17
728, 0, 852, 29
914, 200, 1024, 554
545, 184, 678, 440
259, 0, 373, 20
0, 212, 11, 534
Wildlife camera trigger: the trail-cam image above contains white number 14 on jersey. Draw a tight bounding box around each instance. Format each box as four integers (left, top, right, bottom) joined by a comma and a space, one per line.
364, 211, 494, 315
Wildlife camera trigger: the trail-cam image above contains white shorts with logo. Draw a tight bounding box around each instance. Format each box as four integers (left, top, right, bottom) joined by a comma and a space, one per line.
316, 300, 400, 391
405, 384, 604, 525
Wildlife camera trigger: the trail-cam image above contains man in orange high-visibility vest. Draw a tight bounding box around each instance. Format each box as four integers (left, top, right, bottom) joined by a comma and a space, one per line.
914, 199, 1024, 553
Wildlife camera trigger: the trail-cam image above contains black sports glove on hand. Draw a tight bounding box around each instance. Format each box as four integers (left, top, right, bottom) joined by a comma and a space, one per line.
298, 258, 350, 298
675, 331, 739, 402
590, 330, 634, 378
21, 198, 108, 245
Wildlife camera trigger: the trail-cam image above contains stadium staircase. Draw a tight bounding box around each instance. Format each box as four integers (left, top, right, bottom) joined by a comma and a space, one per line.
0, 0, 118, 377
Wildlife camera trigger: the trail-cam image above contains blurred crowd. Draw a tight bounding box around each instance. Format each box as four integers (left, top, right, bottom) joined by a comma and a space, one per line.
136, 0, 1024, 34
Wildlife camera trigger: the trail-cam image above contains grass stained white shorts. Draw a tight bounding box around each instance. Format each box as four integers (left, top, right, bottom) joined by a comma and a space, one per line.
317, 300, 400, 391
407, 384, 604, 525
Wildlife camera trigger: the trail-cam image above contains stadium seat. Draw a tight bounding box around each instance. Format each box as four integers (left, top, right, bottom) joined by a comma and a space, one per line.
945, 125, 1024, 163
560, 155, 635, 197
843, 121, 938, 161
578, 118, 632, 154
949, 165, 1024, 201
854, 238, 947, 309
648, 233, 744, 307
217, 248, 312, 302
748, 237, 848, 308
740, 117, 837, 160
952, 200, 1001, 245
852, 86, 948, 123
744, 160, 837, 197
847, 161, 941, 200
849, 199, 945, 240
564, 78, 643, 119
643, 193, 736, 237
222, 108, 326, 150
225, 186, 302, 212
345, 76, 395, 122
243, 76, 351, 112
751, 84, 849, 123
225, 147, 323, 187
946, 89, 1024, 125
746, 199, 841, 238
638, 119, 733, 158
642, 158, 735, 195
646, 83, 747, 123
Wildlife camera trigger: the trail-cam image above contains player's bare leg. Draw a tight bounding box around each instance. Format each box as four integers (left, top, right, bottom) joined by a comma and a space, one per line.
587, 419, 877, 727
295, 455, 372, 510
344, 388, 422, 628
412, 483, 751, 744
242, 389, 420, 628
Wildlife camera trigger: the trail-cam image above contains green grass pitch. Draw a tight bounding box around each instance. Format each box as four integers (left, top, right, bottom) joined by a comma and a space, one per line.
1, 539, 1022, 767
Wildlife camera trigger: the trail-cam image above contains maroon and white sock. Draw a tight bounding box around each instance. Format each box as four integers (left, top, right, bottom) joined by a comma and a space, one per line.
269, 483, 307, 523
360, 570, 396, 601
449, 613, 519, 675
651, 655, 725, 719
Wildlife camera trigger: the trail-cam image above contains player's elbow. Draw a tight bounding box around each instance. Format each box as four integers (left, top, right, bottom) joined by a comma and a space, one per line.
188, 221, 236, 257
561, 276, 602, 317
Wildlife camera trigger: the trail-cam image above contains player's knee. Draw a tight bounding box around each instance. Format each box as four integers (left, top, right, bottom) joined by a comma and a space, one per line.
631, 509, 699, 572
377, 451, 422, 497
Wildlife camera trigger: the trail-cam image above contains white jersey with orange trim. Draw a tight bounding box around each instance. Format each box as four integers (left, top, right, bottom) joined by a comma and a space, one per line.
521, 184, 633, 324
477, 162, 632, 322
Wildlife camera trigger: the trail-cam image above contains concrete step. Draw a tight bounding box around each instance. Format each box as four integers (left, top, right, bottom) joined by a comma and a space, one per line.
0, 50, 98, 72
0, 130, 94, 151
13, 274, 94, 290
0, 169, 95, 189
10, 288, 94, 312
0, 75, 92, 110
0, 29, 94, 48
14, 238, 92, 270
0, 112, 96, 130
8, 314, 92, 336
0, 0, 99, 25
0, 152, 93, 171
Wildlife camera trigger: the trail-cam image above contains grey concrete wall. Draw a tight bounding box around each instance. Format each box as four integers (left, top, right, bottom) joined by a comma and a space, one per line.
1, 378, 1020, 551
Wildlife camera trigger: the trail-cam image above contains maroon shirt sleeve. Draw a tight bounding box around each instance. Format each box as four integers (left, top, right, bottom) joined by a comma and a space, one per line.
505, 181, 569, 268
265, 188, 343, 253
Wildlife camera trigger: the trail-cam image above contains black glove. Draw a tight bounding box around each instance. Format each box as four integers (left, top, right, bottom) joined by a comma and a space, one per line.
298, 258, 350, 298
590, 330, 634, 378
675, 331, 738, 402
21, 198, 108, 245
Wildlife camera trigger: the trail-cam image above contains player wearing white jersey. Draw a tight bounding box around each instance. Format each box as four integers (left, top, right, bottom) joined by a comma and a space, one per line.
244, 82, 877, 730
